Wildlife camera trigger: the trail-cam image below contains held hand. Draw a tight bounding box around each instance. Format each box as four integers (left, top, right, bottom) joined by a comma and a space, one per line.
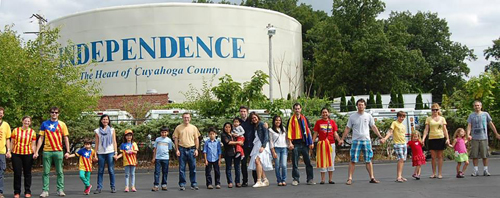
272, 152, 277, 159
468, 136, 473, 141
309, 145, 314, 150
152, 158, 156, 164
113, 155, 118, 160
6, 152, 11, 159
288, 144, 294, 150
64, 152, 69, 159
194, 149, 199, 157
33, 153, 39, 159
93, 158, 98, 163
218, 160, 221, 166
379, 138, 386, 144
421, 141, 425, 147
205, 160, 208, 166
338, 139, 344, 146
259, 147, 264, 153
496, 134, 500, 140
176, 150, 181, 157
445, 139, 450, 146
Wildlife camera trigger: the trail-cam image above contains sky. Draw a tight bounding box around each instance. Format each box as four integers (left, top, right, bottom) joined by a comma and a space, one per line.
1, 0, 499, 78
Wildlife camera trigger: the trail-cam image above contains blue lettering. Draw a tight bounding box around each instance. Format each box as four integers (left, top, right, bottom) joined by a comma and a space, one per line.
232, 38, 245, 58
76, 43, 89, 65
159, 36, 177, 58
105, 40, 119, 62
196, 36, 213, 58
122, 38, 137, 61
215, 37, 230, 58
91, 41, 104, 62
139, 37, 156, 59
178, 36, 194, 58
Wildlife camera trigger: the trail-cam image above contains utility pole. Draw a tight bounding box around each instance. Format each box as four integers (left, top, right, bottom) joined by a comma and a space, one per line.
24, 13, 47, 66
267, 24, 276, 103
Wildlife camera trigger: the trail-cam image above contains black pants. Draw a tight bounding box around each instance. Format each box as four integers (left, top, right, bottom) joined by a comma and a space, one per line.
12, 154, 33, 194
205, 160, 220, 186
241, 147, 257, 184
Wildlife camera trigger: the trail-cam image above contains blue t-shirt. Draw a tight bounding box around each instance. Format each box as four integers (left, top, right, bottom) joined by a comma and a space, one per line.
468, 112, 492, 140
154, 137, 173, 160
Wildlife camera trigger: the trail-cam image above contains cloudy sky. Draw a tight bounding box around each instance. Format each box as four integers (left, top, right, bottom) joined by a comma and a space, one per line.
1, 0, 499, 77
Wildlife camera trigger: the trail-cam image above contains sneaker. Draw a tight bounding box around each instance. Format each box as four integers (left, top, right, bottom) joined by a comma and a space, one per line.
93, 188, 101, 194
190, 186, 199, 190
263, 178, 269, 186
252, 181, 264, 188
179, 186, 186, 191
412, 174, 418, 179
161, 185, 168, 191
241, 183, 248, 187
307, 180, 316, 185
39, 191, 49, 198
84, 185, 93, 195
56, 190, 65, 197
207, 185, 214, 189
291, 180, 299, 186
471, 170, 479, 177
151, 186, 159, 191
484, 170, 491, 176
416, 175, 420, 180
235, 153, 241, 158
124, 187, 129, 192
456, 173, 463, 178
110, 187, 116, 193
215, 185, 221, 189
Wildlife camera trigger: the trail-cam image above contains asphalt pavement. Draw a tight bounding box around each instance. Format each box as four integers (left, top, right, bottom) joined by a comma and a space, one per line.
4, 158, 500, 198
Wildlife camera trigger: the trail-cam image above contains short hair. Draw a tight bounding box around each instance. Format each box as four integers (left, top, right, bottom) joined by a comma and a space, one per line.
0, 107, 4, 112
49, 107, 59, 113
160, 126, 169, 132
22, 116, 32, 122
182, 112, 191, 117
293, 103, 302, 109
239, 106, 249, 111
397, 111, 406, 117
473, 100, 482, 105
208, 127, 217, 134
356, 98, 366, 105
83, 138, 93, 144
233, 117, 240, 123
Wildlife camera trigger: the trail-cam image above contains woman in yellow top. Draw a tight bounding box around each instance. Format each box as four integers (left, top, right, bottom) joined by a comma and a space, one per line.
10, 116, 37, 198
422, 103, 450, 179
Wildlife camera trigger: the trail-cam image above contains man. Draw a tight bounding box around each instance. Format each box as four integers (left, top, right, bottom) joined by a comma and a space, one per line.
339, 99, 383, 185
238, 106, 257, 187
35, 107, 70, 197
287, 103, 315, 186
173, 112, 200, 191
467, 100, 500, 176
0, 107, 11, 198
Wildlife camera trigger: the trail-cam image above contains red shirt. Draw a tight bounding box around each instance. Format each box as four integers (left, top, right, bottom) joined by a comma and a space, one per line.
313, 119, 338, 143
407, 140, 424, 156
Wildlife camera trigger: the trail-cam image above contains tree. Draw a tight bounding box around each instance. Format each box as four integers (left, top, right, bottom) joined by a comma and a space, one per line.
340, 93, 347, 112
367, 91, 375, 109
0, 25, 100, 126
388, 91, 397, 108
415, 92, 423, 109
376, 92, 382, 108
484, 37, 500, 72
348, 95, 356, 111
397, 91, 404, 108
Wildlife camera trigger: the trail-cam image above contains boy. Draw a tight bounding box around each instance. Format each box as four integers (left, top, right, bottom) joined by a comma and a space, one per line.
152, 127, 173, 191
232, 118, 245, 159
204, 128, 221, 189
66, 139, 97, 195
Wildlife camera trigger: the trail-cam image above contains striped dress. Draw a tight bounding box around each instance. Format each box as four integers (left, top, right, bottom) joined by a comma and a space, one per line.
11, 127, 36, 155
314, 119, 338, 168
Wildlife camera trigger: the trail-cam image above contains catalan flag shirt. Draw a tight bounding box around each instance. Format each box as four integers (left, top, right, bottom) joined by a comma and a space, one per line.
0, 121, 11, 154
120, 142, 138, 166
39, 120, 69, 152
11, 127, 36, 155
76, 148, 95, 172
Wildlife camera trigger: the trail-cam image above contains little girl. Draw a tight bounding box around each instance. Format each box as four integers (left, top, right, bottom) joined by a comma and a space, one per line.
116, 129, 139, 192
407, 131, 426, 180
452, 128, 469, 178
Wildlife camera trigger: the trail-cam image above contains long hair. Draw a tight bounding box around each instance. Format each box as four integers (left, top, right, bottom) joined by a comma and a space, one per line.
411, 131, 422, 142
99, 114, 112, 128
271, 115, 285, 133
431, 103, 442, 116
453, 128, 466, 140
223, 122, 233, 134
249, 112, 261, 127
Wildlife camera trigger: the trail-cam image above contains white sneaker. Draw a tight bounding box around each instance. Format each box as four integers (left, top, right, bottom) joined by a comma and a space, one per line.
291, 180, 299, 186
252, 181, 265, 188
56, 190, 66, 197
40, 191, 49, 198
471, 170, 479, 177
263, 178, 269, 186
484, 170, 491, 176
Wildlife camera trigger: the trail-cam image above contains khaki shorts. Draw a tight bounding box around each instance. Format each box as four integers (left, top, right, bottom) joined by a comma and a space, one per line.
470, 139, 489, 159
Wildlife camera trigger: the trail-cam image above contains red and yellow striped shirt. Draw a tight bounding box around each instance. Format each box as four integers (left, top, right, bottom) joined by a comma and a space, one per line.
11, 127, 36, 155
120, 142, 138, 166
39, 120, 69, 152
76, 148, 95, 172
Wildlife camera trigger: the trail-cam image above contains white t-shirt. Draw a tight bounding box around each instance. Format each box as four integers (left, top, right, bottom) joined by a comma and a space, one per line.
95, 127, 116, 154
347, 112, 375, 141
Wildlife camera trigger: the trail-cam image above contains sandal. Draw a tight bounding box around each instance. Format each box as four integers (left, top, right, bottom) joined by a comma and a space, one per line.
437, 175, 443, 179
329, 181, 335, 184
282, 182, 287, 186
320, 181, 325, 185
401, 177, 407, 182
346, 179, 352, 185
429, 175, 437, 179
395, 178, 404, 183
369, 178, 380, 183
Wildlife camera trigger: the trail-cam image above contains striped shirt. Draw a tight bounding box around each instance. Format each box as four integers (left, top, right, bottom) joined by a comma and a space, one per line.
11, 127, 36, 155
76, 148, 95, 171
39, 120, 69, 152
120, 142, 138, 166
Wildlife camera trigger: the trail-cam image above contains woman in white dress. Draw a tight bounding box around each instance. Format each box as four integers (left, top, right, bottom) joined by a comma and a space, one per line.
248, 112, 273, 188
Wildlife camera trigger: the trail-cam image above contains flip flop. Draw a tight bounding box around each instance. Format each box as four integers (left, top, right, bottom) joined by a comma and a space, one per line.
369, 178, 380, 183
346, 179, 352, 185
401, 177, 408, 181
395, 179, 404, 183
429, 175, 437, 179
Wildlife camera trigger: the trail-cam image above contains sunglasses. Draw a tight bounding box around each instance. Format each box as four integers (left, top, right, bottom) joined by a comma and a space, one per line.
431, 109, 439, 112
50, 112, 59, 114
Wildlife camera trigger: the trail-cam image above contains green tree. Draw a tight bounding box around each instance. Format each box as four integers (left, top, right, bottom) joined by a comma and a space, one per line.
0, 25, 100, 126
415, 92, 424, 109
388, 91, 397, 108
484, 37, 500, 72
376, 92, 382, 108
398, 91, 404, 108
211, 74, 242, 116
367, 91, 375, 109
348, 95, 356, 111
240, 70, 269, 108
340, 93, 347, 112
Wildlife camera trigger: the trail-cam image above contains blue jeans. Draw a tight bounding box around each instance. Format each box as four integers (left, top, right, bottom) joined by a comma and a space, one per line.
97, 153, 115, 189
225, 156, 241, 184
178, 147, 197, 187
124, 166, 136, 187
154, 159, 169, 186
274, 147, 288, 183
0, 154, 5, 193
291, 142, 314, 182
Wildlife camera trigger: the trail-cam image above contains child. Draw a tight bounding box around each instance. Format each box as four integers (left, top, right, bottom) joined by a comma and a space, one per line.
381, 111, 408, 182
232, 118, 245, 159
407, 131, 426, 180
204, 127, 222, 189
116, 129, 139, 192
452, 128, 469, 178
152, 127, 173, 191
66, 139, 97, 195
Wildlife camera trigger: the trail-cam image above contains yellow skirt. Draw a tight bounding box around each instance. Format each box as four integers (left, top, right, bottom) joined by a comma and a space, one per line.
316, 139, 333, 168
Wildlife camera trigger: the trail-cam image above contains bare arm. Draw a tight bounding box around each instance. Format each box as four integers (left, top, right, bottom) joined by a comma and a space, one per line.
94, 133, 99, 152
422, 124, 430, 146
35, 135, 44, 154
451, 139, 457, 147
466, 123, 472, 140
383, 129, 393, 140
334, 131, 341, 142
64, 136, 70, 153
489, 121, 500, 138
6, 139, 11, 158
443, 124, 450, 145
112, 131, 118, 155
194, 136, 200, 157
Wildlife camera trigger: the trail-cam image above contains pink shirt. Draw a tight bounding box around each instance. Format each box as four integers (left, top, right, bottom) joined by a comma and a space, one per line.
454, 138, 467, 154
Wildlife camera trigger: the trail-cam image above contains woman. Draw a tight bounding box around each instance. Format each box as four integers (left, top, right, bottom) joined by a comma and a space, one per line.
221, 122, 244, 188
94, 114, 118, 193
11, 116, 36, 198
248, 112, 273, 188
269, 115, 288, 186
422, 103, 450, 179
312, 108, 340, 184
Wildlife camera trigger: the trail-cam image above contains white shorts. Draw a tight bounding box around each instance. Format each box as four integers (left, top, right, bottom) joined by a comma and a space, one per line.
320, 144, 335, 172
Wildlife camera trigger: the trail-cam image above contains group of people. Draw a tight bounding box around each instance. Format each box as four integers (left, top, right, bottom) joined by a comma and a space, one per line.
0, 99, 497, 197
